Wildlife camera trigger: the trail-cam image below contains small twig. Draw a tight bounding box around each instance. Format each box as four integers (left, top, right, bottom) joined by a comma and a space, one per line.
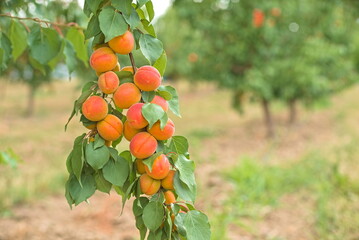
128, 52, 137, 74
0, 13, 84, 30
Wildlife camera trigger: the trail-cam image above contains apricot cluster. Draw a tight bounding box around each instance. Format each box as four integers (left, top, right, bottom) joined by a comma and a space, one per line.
83, 30, 177, 203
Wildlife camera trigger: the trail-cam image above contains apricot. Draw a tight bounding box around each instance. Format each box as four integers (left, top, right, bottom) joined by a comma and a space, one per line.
164, 190, 176, 205
253, 9, 265, 28
123, 120, 143, 141
151, 95, 168, 112
130, 132, 157, 159
98, 71, 120, 94
82, 96, 108, 121
105, 140, 112, 147
108, 31, 135, 55
121, 66, 135, 73
112, 62, 121, 71
126, 103, 148, 129
134, 66, 161, 91
113, 83, 141, 109
90, 47, 118, 73
140, 173, 161, 195
97, 114, 123, 141
161, 170, 175, 190
145, 154, 170, 180
135, 158, 146, 174
93, 43, 108, 50
147, 119, 175, 141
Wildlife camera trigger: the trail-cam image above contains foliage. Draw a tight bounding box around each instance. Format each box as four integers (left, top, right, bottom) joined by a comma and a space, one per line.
64, 1, 211, 239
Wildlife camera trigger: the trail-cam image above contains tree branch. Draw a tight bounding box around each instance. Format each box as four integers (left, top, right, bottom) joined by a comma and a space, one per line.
0, 13, 84, 30
129, 52, 137, 74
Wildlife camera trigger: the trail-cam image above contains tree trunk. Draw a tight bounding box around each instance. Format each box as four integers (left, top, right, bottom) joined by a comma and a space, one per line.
288, 99, 297, 125
261, 99, 274, 138
25, 86, 36, 117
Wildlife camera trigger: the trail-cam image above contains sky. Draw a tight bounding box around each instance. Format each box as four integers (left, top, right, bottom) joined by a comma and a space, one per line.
77, 0, 172, 19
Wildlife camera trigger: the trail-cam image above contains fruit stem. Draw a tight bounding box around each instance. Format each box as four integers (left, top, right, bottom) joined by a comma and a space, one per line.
129, 52, 137, 74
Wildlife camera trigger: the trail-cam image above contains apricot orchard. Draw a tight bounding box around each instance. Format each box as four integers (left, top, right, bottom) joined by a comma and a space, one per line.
64, 1, 211, 239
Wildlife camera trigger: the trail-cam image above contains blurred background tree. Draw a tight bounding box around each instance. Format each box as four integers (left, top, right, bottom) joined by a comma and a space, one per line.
158, 0, 359, 137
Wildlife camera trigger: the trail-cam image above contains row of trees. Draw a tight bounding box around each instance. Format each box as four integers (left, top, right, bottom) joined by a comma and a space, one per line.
158, 0, 359, 137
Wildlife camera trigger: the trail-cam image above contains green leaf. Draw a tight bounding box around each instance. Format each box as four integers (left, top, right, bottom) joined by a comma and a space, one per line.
174, 212, 187, 237
94, 134, 105, 149
137, 0, 150, 8
0, 32, 12, 71
28, 55, 46, 75
85, 142, 110, 170
175, 155, 196, 191
28, 25, 62, 65
135, 216, 148, 240
142, 103, 165, 128
71, 134, 86, 183
158, 86, 181, 117
142, 91, 156, 102
169, 136, 188, 155
85, 0, 103, 14
148, 229, 162, 240
8, 20, 27, 60
157, 90, 172, 101
140, 19, 156, 37
153, 50, 167, 76
68, 174, 96, 205
173, 170, 196, 202
92, 32, 105, 48
142, 201, 164, 231
139, 34, 163, 64
48, 38, 65, 69
65, 177, 74, 208
64, 40, 78, 75
133, 197, 149, 216
145, 1, 154, 22
113, 0, 132, 16
95, 170, 112, 193
99, 6, 128, 42
66, 27, 88, 67
115, 70, 133, 79
85, 14, 101, 39
124, 8, 141, 30
159, 113, 168, 130
66, 151, 73, 173
183, 211, 211, 240
102, 157, 129, 187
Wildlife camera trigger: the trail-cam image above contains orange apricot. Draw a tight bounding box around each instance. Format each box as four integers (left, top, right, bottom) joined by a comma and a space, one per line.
108, 31, 135, 55
98, 71, 120, 94
113, 83, 141, 109
105, 140, 112, 147
82, 96, 108, 121
135, 158, 146, 174
145, 154, 170, 180
147, 119, 175, 141
90, 47, 118, 73
161, 170, 175, 190
164, 190, 176, 205
140, 173, 161, 195
97, 114, 123, 141
83, 122, 96, 130
123, 120, 143, 141
126, 103, 148, 129
130, 132, 157, 159
134, 66, 161, 91
121, 66, 135, 73
151, 95, 168, 112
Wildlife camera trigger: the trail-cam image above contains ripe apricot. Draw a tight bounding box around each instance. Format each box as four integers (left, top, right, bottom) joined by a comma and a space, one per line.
126, 103, 148, 129
253, 9, 265, 28
147, 119, 175, 141
161, 170, 175, 190
130, 132, 157, 159
108, 31, 135, 55
90, 47, 118, 73
164, 190, 176, 205
83, 122, 96, 130
113, 83, 141, 109
135, 158, 146, 174
121, 66, 135, 73
151, 95, 168, 112
140, 174, 161, 195
123, 120, 143, 141
145, 154, 170, 180
105, 140, 112, 147
112, 62, 121, 71
134, 66, 161, 91
82, 96, 108, 121
98, 71, 120, 94
97, 114, 123, 141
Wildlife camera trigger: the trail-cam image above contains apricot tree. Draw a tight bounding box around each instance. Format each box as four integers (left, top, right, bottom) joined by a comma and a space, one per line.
64, 1, 211, 239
